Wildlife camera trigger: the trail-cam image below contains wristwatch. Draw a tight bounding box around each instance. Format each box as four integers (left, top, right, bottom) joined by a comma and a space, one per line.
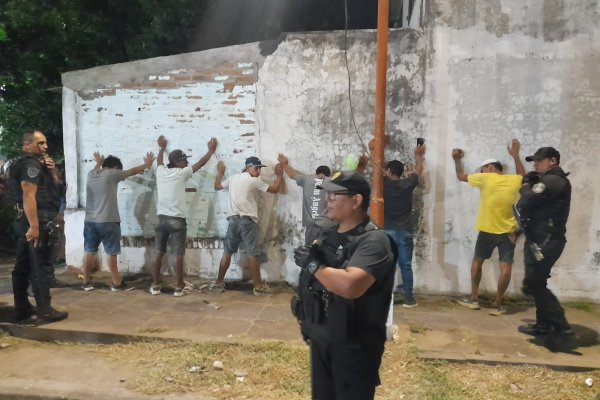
307, 260, 321, 275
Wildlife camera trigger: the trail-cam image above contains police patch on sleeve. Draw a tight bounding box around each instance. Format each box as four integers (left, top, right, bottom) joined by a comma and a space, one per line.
27, 167, 40, 179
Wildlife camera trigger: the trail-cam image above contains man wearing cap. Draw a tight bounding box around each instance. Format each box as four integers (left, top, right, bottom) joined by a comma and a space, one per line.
516, 147, 574, 349
211, 156, 283, 295
277, 153, 331, 245
150, 135, 217, 297
452, 139, 525, 315
383, 142, 426, 308
292, 170, 396, 400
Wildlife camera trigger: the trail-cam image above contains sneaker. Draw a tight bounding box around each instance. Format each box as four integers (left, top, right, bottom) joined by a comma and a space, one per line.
489, 306, 507, 316
402, 298, 418, 308
518, 323, 552, 336
209, 282, 226, 293
173, 287, 188, 297
82, 282, 95, 291
149, 284, 161, 295
252, 285, 274, 296
111, 281, 128, 292
36, 307, 69, 324
457, 296, 480, 310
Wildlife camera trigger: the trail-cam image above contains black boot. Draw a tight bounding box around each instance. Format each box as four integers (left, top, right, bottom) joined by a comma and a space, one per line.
36, 307, 69, 324
545, 329, 577, 352
518, 323, 552, 336
13, 304, 35, 323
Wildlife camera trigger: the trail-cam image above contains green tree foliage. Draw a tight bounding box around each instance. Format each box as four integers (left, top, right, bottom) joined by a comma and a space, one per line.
0, 0, 207, 159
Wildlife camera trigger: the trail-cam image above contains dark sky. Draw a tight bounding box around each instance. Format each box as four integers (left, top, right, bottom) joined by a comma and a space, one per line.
189, 0, 402, 51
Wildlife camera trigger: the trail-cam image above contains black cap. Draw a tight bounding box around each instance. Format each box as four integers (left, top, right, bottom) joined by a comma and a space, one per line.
525, 147, 560, 163
168, 149, 190, 164
317, 170, 371, 198
245, 156, 266, 168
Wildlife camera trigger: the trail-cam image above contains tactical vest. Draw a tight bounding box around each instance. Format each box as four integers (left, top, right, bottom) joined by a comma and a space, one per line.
517, 167, 571, 236
8, 155, 60, 218
291, 221, 398, 342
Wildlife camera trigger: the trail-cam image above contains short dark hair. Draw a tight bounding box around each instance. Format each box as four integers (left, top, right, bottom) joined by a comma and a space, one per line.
315, 165, 331, 177
358, 193, 370, 211
386, 160, 404, 177
102, 155, 123, 170
488, 162, 503, 172
22, 132, 35, 144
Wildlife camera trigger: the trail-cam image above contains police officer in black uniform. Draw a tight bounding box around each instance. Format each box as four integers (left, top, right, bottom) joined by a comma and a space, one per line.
516, 147, 573, 349
9, 131, 68, 323
292, 171, 396, 400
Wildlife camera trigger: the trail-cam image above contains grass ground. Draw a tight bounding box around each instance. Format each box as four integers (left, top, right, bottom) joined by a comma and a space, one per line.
3, 332, 597, 400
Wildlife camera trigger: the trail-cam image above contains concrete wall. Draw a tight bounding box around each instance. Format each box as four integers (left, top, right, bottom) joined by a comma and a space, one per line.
423, 0, 600, 300
62, 0, 600, 300
62, 33, 426, 284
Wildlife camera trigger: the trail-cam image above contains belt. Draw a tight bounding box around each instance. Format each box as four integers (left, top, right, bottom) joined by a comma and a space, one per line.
227, 215, 252, 221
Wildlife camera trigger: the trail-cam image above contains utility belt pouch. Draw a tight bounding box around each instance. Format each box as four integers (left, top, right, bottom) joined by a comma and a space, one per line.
37, 209, 57, 224
325, 294, 351, 341
290, 294, 304, 321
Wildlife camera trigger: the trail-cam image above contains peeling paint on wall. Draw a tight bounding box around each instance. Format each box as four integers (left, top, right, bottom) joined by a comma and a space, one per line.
62, 0, 600, 300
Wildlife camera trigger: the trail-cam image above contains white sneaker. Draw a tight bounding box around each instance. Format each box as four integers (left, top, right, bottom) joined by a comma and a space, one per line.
209, 282, 226, 293
149, 284, 161, 295
173, 287, 187, 297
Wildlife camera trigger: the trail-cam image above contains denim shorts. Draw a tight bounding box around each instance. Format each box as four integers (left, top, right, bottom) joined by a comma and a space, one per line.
155, 215, 187, 256
224, 216, 261, 256
474, 231, 516, 263
84, 222, 121, 256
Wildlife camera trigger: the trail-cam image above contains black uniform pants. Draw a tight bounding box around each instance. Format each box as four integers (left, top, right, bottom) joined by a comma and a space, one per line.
522, 236, 570, 332
309, 334, 385, 400
12, 218, 55, 315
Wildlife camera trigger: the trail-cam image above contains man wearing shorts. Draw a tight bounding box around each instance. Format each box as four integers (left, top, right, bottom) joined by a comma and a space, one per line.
211, 156, 283, 295
452, 139, 525, 315
150, 135, 217, 297
82, 151, 155, 291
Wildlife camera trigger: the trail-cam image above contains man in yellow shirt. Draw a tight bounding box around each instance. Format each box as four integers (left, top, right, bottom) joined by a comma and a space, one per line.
452, 139, 525, 315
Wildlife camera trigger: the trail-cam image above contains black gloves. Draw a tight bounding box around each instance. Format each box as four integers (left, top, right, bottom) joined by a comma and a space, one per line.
523, 171, 541, 185
294, 244, 322, 275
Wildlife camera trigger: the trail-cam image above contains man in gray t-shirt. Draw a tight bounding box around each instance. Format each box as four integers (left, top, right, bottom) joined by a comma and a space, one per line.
277, 154, 331, 245
82, 151, 155, 292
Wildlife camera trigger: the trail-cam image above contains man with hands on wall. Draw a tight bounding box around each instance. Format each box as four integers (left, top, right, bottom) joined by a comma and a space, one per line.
150, 135, 217, 297
81, 150, 155, 292
211, 156, 283, 295
452, 139, 525, 316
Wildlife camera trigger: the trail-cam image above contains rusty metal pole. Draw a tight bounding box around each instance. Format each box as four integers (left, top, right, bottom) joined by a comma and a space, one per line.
370, 0, 389, 227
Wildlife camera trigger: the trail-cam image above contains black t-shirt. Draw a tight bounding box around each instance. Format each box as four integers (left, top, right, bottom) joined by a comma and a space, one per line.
383, 174, 419, 231
319, 221, 396, 336
13, 155, 59, 212
518, 166, 571, 234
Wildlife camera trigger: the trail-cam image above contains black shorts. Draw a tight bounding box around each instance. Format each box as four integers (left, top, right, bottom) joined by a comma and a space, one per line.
474, 231, 515, 263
